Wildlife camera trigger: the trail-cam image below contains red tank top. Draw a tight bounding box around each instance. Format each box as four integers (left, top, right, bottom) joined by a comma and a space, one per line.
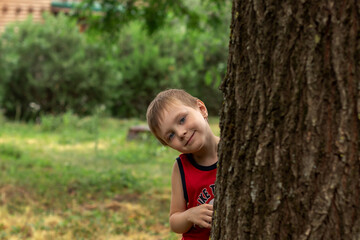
177, 153, 217, 240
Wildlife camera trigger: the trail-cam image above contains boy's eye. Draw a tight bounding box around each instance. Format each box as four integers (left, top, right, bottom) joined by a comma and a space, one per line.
179, 116, 186, 124
168, 132, 175, 141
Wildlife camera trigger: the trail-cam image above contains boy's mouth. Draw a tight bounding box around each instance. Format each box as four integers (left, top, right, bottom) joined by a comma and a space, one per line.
185, 131, 195, 146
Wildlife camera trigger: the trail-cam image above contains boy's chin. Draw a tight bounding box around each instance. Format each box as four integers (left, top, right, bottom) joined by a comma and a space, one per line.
178, 148, 195, 154
180, 144, 203, 154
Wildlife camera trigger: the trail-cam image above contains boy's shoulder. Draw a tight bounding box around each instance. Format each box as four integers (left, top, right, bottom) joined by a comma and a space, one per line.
176, 153, 192, 162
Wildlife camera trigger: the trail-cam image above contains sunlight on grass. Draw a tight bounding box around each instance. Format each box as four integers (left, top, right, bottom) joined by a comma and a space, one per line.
0, 115, 219, 239
0, 203, 179, 240
0, 115, 218, 240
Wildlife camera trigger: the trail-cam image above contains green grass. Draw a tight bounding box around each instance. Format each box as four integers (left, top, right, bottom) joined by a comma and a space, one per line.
0, 114, 219, 239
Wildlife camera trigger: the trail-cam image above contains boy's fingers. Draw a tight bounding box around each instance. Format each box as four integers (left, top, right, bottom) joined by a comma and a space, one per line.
208, 210, 213, 216
205, 221, 212, 229
206, 204, 213, 210
198, 221, 211, 229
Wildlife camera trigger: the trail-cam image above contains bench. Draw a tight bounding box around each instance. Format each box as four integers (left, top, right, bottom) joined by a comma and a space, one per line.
127, 125, 151, 140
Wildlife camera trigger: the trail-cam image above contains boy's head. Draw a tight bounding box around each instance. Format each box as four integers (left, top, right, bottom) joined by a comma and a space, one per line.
146, 89, 199, 145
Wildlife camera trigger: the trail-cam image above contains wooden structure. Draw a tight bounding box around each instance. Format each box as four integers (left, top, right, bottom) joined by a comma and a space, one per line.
127, 125, 151, 140
0, 0, 81, 33
0, 0, 50, 32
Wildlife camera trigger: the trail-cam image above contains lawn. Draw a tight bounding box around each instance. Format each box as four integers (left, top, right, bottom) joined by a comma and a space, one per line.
0, 114, 219, 240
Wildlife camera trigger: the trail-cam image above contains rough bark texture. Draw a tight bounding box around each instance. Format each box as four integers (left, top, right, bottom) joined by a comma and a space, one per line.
212, 1, 360, 239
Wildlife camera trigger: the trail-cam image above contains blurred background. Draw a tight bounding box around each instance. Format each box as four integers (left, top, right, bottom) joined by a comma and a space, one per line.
0, 0, 230, 239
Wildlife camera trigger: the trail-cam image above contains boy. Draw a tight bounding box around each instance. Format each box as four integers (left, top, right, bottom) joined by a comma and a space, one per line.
146, 89, 219, 240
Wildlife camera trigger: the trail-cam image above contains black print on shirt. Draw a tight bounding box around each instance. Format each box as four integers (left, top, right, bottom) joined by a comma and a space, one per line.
197, 184, 215, 205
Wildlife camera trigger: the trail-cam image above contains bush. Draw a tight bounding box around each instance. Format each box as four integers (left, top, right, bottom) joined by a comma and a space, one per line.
109, 21, 227, 117
0, 11, 228, 120
155, 26, 227, 115
0, 14, 120, 120
108, 23, 175, 117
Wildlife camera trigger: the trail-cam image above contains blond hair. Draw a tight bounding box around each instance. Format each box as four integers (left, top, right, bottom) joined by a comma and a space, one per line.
146, 89, 198, 145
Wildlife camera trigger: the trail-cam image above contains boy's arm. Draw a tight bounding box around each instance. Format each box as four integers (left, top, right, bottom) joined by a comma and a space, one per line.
169, 162, 213, 233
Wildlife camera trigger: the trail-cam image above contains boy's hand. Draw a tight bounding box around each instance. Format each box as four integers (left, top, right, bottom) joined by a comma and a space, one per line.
188, 204, 213, 229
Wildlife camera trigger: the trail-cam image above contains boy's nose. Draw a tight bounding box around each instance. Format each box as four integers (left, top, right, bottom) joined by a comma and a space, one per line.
177, 128, 187, 139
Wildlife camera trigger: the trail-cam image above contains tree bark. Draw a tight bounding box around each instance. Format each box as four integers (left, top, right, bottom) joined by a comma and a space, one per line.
212, 1, 360, 239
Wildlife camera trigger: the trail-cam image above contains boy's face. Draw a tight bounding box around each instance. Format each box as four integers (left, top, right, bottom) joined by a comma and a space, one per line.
158, 100, 209, 153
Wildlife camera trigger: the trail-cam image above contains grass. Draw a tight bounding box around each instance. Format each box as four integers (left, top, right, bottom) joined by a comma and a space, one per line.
0, 113, 219, 239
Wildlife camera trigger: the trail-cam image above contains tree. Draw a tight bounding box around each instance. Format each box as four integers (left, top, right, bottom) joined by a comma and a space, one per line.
212, 1, 360, 239
74, 0, 224, 34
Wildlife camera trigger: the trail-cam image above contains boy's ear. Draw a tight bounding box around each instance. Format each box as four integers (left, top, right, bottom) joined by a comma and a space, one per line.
196, 100, 208, 119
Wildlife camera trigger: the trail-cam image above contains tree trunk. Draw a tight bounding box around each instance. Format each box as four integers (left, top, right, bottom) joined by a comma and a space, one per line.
212, 1, 360, 239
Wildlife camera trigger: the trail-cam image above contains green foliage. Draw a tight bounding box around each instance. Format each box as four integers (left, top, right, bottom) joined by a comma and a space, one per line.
0, 14, 120, 120
0, 144, 22, 159
74, 0, 226, 34
1, 153, 140, 204
0, 117, 183, 217
0, 109, 6, 125
155, 26, 227, 114
0, 6, 229, 120
40, 114, 65, 132
108, 22, 174, 117
40, 111, 103, 146
108, 20, 227, 117
0, 117, 218, 239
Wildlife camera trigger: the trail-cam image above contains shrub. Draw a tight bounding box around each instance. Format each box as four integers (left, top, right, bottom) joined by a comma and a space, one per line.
0, 11, 228, 120
0, 14, 120, 120
155, 26, 227, 115
109, 21, 227, 117
109, 22, 175, 117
